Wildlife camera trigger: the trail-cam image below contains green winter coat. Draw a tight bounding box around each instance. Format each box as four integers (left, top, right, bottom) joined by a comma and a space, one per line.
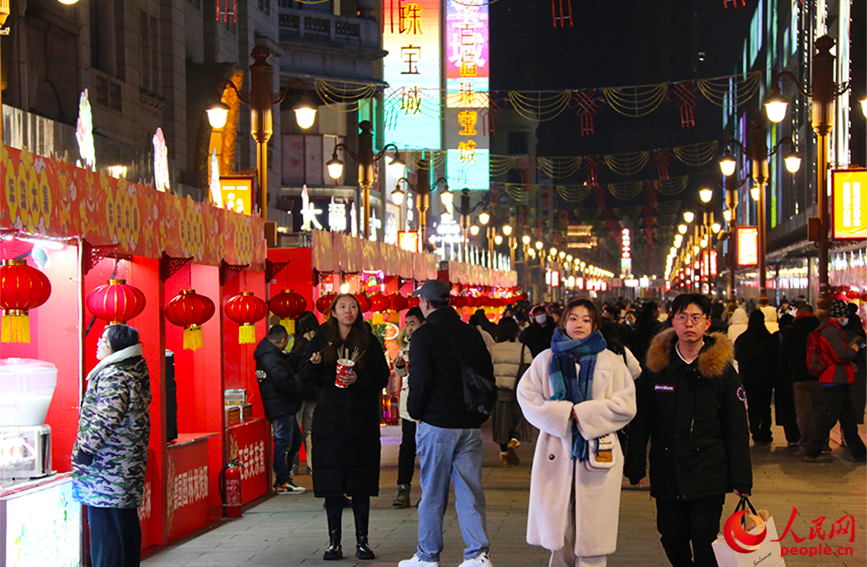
72, 343, 151, 508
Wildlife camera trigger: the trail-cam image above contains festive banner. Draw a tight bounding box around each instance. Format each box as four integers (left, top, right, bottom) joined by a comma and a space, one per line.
0, 145, 265, 268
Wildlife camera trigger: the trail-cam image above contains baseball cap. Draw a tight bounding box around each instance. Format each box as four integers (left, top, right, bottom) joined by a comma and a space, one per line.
410, 279, 451, 302
829, 299, 848, 318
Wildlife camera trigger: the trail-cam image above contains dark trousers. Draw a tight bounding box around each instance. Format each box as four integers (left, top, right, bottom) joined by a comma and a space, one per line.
87, 506, 141, 567
271, 413, 302, 485
806, 384, 867, 458
325, 494, 371, 539
656, 494, 725, 567
743, 382, 773, 443
397, 418, 417, 486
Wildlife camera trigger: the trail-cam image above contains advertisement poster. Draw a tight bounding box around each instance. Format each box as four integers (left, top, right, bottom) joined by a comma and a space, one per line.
832, 169, 866, 239
737, 226, 759, 266
166, 441, 210, 543
226, 419, 270, 505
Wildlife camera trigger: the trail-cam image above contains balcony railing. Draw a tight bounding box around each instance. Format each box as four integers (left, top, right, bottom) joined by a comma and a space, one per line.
277, 7, 378, 48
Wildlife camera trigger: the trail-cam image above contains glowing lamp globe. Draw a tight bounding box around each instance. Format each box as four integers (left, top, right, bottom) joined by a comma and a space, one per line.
86, 279, 146, 325
0, 259, 52, 343
225, 292, 268, 344
268, 289, 307, 333
165, 289, 216, 350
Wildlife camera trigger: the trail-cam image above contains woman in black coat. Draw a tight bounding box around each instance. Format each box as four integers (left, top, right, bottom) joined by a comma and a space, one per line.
735, 310, 778, 445
288, 311, 321, 474
298, 294, 389, 561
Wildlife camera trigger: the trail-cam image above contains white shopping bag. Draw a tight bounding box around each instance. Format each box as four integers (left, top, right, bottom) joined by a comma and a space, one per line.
712, 497, 786, 567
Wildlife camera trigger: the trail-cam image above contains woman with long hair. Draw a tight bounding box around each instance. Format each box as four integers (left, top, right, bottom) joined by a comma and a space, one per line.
735, 309, 778, 445
490, 317, 535, 467
288, 310, 320, 474
298, 294, 390, 560
517, 299, 636, 567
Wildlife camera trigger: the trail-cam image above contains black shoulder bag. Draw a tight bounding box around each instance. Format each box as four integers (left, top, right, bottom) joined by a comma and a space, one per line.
437, 324, 497, 422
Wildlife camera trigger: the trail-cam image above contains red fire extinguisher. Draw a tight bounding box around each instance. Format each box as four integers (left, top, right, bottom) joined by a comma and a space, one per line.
219, 459, 243, 518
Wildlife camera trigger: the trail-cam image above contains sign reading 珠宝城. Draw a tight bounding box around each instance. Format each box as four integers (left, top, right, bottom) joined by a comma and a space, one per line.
737, 226, 759, 266
383, 0, 442, 149
220, 176, 254, 215
832, 169, 866, 239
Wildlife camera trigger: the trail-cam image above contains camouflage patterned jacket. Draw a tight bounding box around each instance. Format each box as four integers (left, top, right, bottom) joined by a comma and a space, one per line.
72, 343, 151, 508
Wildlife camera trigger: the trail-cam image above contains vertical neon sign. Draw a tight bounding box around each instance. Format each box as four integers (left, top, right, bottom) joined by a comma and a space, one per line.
382, 0, 442, 149
445, 0, 489, 190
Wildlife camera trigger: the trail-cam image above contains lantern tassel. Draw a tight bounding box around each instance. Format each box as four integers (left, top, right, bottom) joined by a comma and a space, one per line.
372, 313, 384, 325
1, 313, 31, 343
238, 324, 256, 344
184, 326, 204, 350
281, 318, 295, 334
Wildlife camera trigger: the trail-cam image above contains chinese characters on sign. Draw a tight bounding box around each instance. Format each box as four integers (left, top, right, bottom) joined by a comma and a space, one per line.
832, 169, 867, 239
296, 186, 353, 234
220, 177, 254, 215
737, 226, 759, 266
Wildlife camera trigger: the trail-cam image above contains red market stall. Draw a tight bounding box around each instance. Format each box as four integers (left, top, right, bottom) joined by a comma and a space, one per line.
0, 145, 268, 561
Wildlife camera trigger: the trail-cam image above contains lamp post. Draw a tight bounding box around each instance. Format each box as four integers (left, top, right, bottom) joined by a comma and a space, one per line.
391, 159, 446, 244
719, 116, 799, 297
764, 35, 865, 296
326, 121, 405, 239
459, 189, 486, 260
207, 46, 320, 222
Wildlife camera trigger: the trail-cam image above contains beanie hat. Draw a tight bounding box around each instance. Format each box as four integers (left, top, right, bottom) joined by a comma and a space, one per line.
829, 299, 848, 318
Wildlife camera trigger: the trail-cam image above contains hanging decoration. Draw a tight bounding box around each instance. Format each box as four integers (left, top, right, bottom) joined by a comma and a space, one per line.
0, 259, 52, 343
388, 293, 408, 312
268, 289, 307, 333
316, 293, 337, 315
368, 293, 390, 325
569, 90, 605, 135
650, 150, 671, 181
581, 157, 602, 187
86, 279, 147, 325
165, 289, 216, 351
225, 292, 268, 344
551, 0, 574, 27
354, 293, 372, 314
667, 83, 698, 128
603, 152, 649, 176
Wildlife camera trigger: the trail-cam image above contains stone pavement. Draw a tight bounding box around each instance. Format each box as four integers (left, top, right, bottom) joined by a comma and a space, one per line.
143, 423, 866, 567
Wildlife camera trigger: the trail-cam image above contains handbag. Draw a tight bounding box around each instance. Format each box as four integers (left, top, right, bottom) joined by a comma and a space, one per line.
436, 323, 497, 422
712, 496, 785, 567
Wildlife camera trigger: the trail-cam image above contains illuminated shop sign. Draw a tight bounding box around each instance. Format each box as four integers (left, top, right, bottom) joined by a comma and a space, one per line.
832, 169, 866, 239
737, 226, 758, 266
383, 0, 442, 149
219, 176, 254, 215
446, 148, 490, 191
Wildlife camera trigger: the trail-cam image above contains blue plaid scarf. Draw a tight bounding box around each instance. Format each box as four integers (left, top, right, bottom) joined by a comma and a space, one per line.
549, 328, 607, 461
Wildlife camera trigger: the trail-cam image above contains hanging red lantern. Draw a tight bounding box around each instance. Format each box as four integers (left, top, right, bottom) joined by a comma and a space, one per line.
0, 259, 52, 343
451, 296, 467, 308
225, 292, 268, 344
86, 279, 147, 325
369, 293, 390, 313
269, 289, 307, 333
388, 293, 408, 312
316, 293, 336, 315
354, 293, 372, 313
407, 296, 420, 308
165, 289, 216, 350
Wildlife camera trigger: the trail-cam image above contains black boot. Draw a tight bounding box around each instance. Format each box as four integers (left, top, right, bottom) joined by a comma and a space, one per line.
354, 501, 375, 560
323, 511, 342, 560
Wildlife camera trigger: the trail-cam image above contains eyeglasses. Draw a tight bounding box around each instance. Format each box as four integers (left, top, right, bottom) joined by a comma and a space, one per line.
674, 314, 706, 326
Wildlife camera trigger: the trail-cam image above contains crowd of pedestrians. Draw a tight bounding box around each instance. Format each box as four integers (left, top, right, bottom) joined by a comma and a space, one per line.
240, 285, 865, 567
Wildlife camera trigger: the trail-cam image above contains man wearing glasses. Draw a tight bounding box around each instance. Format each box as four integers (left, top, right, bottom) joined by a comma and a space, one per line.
625, 294, 752, 567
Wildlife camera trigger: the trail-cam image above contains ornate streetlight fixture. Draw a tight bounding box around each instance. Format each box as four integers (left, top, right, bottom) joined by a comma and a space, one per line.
391, 159, 446, 243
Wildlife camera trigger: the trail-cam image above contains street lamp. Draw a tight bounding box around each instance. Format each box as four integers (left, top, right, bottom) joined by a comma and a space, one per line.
763, 35, 865, 296
393, 160, 447, 244
459, 189, 488, 260
206, 48, 320, 221
326, 121, 405, 238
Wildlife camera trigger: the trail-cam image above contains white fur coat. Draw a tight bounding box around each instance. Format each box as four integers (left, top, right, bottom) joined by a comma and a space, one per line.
517, 348, 636, 557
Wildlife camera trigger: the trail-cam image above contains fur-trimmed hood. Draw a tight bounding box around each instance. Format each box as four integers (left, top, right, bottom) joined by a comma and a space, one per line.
645, 328, 734, 378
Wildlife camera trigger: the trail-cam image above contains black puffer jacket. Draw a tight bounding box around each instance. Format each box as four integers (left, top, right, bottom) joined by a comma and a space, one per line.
625, 329, 752, 501
298, 329, 389, 497
408, 307, 495, 428
520, 320, 555, 358
253, 338, 303, 420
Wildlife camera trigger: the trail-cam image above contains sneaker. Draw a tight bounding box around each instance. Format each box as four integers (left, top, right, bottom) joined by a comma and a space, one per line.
458, 552, 493, 567
275, 481, 306, 494
499, 452, 512, 468
398, 554, 439, 567
803, 454, 833, 463
507, 438, 520, 466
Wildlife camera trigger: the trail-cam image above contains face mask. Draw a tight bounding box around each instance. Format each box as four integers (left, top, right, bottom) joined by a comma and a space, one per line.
840, 318, 849, 328
535, 314, 547, 325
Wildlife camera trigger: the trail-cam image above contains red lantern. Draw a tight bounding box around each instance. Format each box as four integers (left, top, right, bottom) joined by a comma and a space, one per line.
316, 293, 336, 315
86, 279, 146, 325
0, 259, 51, 343
407, 296, 420, 308
225, 292, 268, 344
165, 289, 216, 350
354, 293, 372, 313
388, 293, 408, 312
369, 293, 390, 313
269, 289, 307, 333
451, 296, 467, 308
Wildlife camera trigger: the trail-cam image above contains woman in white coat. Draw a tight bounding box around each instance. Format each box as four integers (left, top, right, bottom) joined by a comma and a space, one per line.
517, 299, 636, 567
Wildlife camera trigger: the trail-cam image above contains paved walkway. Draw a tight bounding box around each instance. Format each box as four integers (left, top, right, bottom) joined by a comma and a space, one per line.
143, 423, 866, 567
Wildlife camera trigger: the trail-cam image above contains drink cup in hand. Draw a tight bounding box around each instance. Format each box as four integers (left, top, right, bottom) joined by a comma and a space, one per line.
335, 359, 355, 388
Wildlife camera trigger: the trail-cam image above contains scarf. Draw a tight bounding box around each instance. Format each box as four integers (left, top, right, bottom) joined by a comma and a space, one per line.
548, 328, 607, 461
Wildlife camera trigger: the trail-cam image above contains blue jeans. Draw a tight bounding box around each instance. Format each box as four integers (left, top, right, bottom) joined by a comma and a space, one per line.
415, 422, 489, 562
271, 413, 302, 485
